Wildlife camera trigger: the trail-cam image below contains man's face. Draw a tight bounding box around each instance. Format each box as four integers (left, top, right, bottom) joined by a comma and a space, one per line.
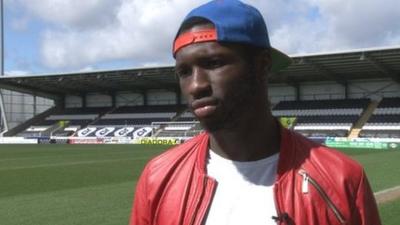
175, 39, 262, 132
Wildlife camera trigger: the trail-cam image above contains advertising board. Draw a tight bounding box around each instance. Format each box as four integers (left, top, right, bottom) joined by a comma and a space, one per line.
134, 137, 183, 145
325, 137, 400, 150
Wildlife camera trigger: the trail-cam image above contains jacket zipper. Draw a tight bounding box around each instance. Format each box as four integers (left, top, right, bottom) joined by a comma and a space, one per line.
299, 170, 346, 224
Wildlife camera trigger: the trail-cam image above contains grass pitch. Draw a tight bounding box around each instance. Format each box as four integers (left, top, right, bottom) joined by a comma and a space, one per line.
340, 148, 400, 192
0, 144, 399, 225
0, 144, 165, 225
379, 199, 400, 225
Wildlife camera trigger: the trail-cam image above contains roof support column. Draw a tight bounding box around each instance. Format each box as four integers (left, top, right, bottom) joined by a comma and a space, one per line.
295, 84, 300, 101
81, 94, 86, 108
0, 0, 7, 133
175, 87, 182, 105
56, 96, 65, 110
0, 90, 8, 133
111, 92, 116, 108
344, 82, 349, 99
33, 95, 37, 116
142, 91, 148, 106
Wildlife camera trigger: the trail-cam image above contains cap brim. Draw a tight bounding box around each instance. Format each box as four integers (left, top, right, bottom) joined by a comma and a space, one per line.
271, 47, 292, 72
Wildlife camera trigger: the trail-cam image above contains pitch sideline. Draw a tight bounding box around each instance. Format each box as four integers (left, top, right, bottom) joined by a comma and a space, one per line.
374, 185, 400, 204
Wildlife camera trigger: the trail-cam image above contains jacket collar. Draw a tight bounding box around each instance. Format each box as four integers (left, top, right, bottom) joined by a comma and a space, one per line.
194, 132, 210, 174
276, 128, 297, 181
193, 127, 297, 179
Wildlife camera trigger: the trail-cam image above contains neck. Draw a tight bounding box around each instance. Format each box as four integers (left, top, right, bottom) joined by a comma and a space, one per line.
209, 110, 281, 162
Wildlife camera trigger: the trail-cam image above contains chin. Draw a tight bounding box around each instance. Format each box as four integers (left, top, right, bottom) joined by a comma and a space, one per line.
199, 116, 239, 133
194, 100, 248, 132
197, 118, 217, 132
201, 122, 224, 133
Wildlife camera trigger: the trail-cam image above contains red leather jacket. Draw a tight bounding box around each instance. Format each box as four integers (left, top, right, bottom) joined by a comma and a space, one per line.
130, 129, 381, 225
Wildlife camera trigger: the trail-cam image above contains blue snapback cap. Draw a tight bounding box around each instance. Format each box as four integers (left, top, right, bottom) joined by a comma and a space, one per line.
173, 0, 291, 72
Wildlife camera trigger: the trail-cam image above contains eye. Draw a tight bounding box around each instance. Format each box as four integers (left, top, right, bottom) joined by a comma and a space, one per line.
204, 58, 225, 69
175, 66, 192, 79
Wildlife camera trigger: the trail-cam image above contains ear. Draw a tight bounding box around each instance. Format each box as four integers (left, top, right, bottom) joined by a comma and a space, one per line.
254, 50, 272, 81
261, 50, 272, 74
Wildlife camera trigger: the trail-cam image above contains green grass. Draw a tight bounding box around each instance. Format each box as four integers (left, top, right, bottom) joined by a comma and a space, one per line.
338, 148, 400, 191
0, 144, 166, 225
379, 200, 400, 225
337, 148, 400, 225
0, 144, 399, 225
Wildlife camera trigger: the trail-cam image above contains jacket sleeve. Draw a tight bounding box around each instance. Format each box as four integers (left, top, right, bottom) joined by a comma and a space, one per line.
129, 167, 151, 225
353, 169, 381, 225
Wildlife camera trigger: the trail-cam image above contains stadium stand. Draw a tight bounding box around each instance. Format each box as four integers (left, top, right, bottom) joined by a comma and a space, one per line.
81, 105, 186, 138
17, 105, 186, 138
272, 99, 370, 137
1, 46, 399, 141
73, 126, 153, 138
360, 97, 400, 138
153, 121, 202, 138
18, 107, 109, 137
176, 111, 197, 121
94, 105, 185, 125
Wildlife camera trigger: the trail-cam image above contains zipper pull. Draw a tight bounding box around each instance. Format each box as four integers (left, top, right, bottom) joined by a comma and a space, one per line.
302, 173, 309, 194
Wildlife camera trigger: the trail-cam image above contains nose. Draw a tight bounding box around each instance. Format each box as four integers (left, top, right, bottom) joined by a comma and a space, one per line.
188, 67, 212, 99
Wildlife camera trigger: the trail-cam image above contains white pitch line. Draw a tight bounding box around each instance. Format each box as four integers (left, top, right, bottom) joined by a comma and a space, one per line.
374, 185, 400, 204
0, 156, 150, 171
374, 185, 400, 196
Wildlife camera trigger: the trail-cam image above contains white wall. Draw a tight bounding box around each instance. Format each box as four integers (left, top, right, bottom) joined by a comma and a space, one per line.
116, 92, 143, 106
348, 79, 400, 99
66, 91, 178, 108
300, 82, 345, 100
147, 90, 176, 105
86, 93, 112, 107
1, 90, 53, 129
268, 79, 399, 103
65, 95, 82, 108
268, 85, 297, 105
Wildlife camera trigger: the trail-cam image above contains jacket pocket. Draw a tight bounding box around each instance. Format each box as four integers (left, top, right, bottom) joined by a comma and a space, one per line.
298, 169, 347, 224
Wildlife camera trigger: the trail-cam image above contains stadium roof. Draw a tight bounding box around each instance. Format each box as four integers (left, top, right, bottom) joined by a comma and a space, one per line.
0, 46, 399, 99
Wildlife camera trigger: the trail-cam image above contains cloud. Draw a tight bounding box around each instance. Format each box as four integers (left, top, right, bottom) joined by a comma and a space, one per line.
249, 0, 332, 54
251, 0, 400, 54
12, 0, 122, 29
7, 0, 400, 71
314, 0, 400, 49
38, 0, 205, 69
5, 70, 30, 76
78, 66, 95, 72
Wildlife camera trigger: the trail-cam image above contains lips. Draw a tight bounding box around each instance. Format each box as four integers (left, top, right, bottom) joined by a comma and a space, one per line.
191, 98, 218, 118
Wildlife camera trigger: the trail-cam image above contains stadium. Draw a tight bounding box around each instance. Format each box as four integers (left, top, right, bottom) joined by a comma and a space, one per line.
0, 46, 399, 225
1, 46, 399, 142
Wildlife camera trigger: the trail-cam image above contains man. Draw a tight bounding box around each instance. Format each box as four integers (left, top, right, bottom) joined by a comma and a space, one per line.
130, 0, 381, 224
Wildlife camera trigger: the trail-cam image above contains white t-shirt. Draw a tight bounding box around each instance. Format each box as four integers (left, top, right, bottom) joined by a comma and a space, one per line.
205, 150, 279, 225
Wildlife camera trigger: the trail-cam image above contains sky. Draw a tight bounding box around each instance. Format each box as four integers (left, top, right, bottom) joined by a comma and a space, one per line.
2, 0, 400, 76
